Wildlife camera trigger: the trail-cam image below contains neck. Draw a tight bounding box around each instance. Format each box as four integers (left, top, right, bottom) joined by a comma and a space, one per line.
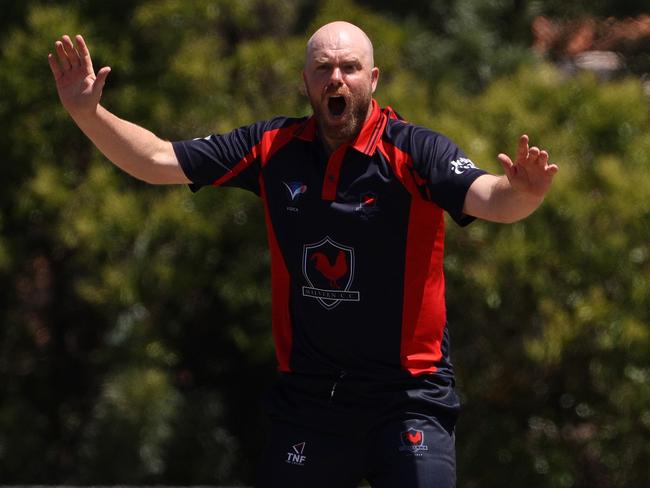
319, 132, 349, 154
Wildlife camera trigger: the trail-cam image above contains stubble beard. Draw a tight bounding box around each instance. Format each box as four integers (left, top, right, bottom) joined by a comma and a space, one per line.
308, 87, 373, 148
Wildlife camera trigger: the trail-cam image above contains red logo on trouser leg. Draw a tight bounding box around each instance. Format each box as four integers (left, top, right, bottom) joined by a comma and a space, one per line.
406, 430, 422, 445
400, 428, 428, 454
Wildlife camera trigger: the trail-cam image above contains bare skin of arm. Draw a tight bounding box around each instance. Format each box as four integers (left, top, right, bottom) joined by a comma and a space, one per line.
463, 135, 559, 223
48, 34, 189, 184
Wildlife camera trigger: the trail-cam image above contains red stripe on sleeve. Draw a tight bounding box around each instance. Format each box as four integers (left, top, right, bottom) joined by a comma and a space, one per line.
211, 125, 299, 187
378, 141, 447, 376
211, 148, 259, 188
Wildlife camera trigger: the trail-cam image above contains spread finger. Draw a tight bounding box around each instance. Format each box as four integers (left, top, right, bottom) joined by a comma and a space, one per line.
538, 150, 549, 166
55, 40, 72, 70
528, 146, 540, 163
62, 35, 80, 67
517, 134, 529, 163
75, 35, 93, 73
48, 53, 63, 80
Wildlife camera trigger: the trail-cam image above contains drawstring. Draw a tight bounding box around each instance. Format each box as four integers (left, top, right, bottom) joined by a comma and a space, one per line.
328, 371, 347, 404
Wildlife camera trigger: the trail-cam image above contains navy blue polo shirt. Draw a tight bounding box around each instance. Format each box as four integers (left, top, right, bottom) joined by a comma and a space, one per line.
172, 99, 486, 382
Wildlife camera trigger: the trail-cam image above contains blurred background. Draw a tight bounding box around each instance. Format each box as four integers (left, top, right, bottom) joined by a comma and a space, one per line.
1, 0, 649, 486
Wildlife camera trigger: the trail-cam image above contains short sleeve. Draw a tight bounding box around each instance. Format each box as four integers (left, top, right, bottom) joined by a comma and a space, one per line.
172, 122, 266, 195
410, 128, 487, 226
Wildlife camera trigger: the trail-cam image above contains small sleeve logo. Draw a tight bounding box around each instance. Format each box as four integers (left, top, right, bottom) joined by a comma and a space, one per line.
450, 157, 476, 175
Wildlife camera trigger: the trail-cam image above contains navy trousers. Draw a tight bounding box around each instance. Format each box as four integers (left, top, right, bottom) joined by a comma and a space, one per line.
256, 373, 458, 488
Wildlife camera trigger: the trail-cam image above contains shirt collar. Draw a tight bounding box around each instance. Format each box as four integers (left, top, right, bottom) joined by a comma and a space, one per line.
294, 99, 387, 156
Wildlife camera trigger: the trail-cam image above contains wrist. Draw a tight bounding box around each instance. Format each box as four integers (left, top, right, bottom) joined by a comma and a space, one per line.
515, 186, 545, 204
69, 103, 102, 125
502, 176, 545, 203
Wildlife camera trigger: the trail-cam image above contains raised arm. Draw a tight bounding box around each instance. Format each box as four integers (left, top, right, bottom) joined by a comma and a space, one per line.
48, 34, 189, 184
463, 135, 558, 223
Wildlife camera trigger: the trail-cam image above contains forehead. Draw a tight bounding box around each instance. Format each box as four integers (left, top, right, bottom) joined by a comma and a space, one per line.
306, 28, 372, 66
311, 47, 362, 64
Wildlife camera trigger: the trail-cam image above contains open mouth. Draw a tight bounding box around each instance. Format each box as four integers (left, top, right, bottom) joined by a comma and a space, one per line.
328, 96, 346, 117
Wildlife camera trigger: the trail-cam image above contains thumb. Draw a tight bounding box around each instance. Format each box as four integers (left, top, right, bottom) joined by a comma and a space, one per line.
497, 153, 515, 179
93, 66, 111, 96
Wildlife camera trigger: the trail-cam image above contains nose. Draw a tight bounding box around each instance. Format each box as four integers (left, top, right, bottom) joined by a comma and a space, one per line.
328, 67, 343, 86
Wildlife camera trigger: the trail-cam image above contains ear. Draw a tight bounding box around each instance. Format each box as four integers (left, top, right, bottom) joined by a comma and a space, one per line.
370, 67, 379, 94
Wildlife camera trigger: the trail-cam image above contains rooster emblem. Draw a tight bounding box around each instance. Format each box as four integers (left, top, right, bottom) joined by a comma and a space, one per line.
310, 250, 348, 289
302, 236, 360, 310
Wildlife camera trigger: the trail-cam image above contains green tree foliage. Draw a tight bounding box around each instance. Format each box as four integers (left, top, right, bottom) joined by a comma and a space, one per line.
0, 0, 648, 486
435, 69, 650, 488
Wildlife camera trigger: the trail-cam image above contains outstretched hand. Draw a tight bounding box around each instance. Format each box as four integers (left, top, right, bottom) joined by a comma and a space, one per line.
497, 135, 559, 199
48, 34, 111, 117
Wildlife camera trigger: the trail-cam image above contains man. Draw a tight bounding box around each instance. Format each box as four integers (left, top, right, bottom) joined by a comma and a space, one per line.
49, 21, 557, 488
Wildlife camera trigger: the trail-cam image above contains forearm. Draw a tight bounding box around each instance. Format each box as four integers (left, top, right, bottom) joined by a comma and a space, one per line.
70, 105, 187, 184
464, 174, 545, 224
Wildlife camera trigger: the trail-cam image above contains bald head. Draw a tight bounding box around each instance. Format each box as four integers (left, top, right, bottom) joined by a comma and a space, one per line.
305, 21, 374, 69
302, 21, 379, 152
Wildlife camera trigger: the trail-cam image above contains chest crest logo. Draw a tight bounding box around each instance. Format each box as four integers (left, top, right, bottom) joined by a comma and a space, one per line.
302, 236, 360, 310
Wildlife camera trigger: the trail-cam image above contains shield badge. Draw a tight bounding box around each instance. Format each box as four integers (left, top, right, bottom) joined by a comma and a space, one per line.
399, 428, 428, 453
302, 236, 360, 310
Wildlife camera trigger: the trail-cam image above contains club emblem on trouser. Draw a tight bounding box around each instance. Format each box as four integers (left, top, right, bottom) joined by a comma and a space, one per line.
399, 428, 429, 453
302, 236, 360, 310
